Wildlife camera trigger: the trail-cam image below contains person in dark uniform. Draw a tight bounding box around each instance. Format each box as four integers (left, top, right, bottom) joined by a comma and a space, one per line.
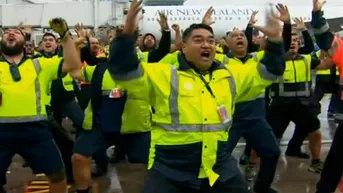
267, 33, 334, 174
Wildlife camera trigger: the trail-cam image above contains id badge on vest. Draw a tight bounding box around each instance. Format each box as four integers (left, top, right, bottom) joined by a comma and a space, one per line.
217, 104, 230, 123
109, 88, 123, 98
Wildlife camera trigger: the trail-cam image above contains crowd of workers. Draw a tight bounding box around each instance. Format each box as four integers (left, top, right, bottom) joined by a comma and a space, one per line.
0, 0, 342, 192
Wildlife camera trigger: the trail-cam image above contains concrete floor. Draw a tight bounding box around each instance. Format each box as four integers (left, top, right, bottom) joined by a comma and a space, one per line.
3, 96, 341, 193
4, 145, 335, 193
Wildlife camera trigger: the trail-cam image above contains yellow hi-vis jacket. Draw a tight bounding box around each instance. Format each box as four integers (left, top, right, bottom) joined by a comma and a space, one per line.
110, 51, 281, 186
0, 57, 64, 122
81, 65, 151, 134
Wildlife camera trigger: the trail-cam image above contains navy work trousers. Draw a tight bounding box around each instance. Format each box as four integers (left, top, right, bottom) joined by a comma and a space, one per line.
316, 123, 343, 193
227, 118, 280, 193
0, 122, 64, 188
141, 168, 251, 193
52, 100, 85, 131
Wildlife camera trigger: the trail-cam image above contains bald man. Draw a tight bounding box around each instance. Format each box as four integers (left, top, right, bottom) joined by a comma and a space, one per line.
89, 37, 100, 56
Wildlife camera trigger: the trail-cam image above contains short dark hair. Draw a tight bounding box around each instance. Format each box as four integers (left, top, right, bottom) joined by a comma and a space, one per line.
252, 29, 259, 36
182, 23, 214, 42
43, 32, 56, 40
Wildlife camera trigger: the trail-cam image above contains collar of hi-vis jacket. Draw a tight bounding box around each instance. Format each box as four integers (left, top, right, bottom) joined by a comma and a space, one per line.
285, 53, 304, 61
226, 51, 254, 63
40, 51, 58, 58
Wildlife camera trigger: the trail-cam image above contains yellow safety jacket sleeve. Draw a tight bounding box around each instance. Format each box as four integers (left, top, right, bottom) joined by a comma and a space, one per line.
228, 60, 275, 102
159, 52, 179, 64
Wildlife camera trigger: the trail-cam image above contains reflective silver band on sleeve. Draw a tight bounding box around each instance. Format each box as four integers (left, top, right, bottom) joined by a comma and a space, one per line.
225, 67, 236, 110
223, 56, 229, 64
334, 113, 343, 121
102, 90, 111, 96
256, 93, 265, 98
0, 58, 47, 123
155, 66, 235, 132
139, 51, 145, 62
257, 63, 279, 81
251, 53, 258, 61
313, 22, 330, 35
112, 63, 144, 81
270, 90, 310, 97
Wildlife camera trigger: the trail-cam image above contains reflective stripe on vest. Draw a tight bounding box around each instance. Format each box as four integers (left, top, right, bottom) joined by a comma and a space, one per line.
223, 56, 229, 64
270, 57, 310, 97
139, 52, 145, 61
251, 53, 258, 61
316, 69, 331, 75
0, 59, 46, 123
335, 113, 343, 121
137, 49, 146, 62
155, 66, 236, 132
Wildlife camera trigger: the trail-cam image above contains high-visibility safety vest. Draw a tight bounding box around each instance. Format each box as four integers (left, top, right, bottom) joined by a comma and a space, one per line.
225, 51, 267, 119
0, 57, 63, 122
159, 50, 230, 64
103, 46, 110, 56
80, 52, 108, 85
36, 55, 74, 92
137, 48, 149, 63
270, 54, 312, 97
80, 62, 90, 85
312, 15, 343, 121
315, 50, 339, 75
111, 55, 278, 186
81, 64, 151, 134
327, 36, 343, 79
215, 45, 224, 54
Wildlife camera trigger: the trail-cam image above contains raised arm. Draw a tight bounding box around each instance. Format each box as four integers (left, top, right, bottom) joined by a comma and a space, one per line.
275, 3, 291, 52
49, 18, 82, 74
311, 0, 334, 51
106, 0, 152, 103
147, 12, 171, 63
245, 10, 260, 53
170, 24, 182, 53
234, 4, 285, 101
